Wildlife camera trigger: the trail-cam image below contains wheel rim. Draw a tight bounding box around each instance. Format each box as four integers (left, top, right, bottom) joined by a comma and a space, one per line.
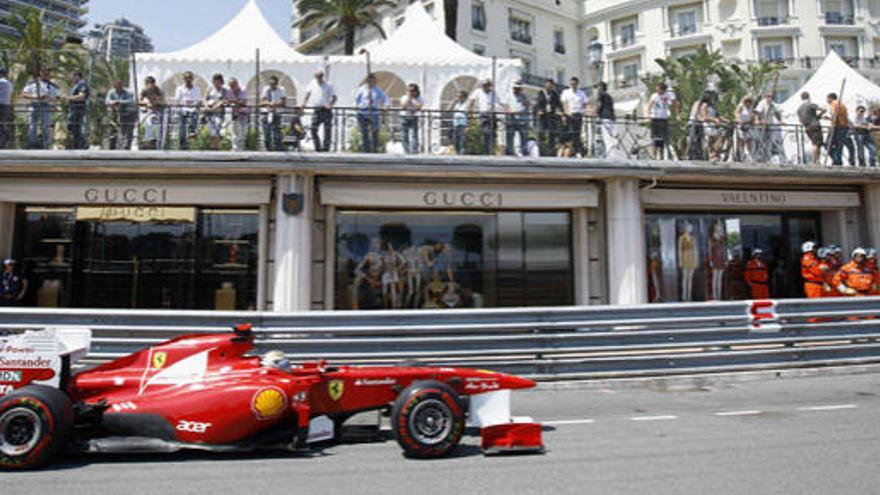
0, 408, 42, 457
408, 398, 453, 446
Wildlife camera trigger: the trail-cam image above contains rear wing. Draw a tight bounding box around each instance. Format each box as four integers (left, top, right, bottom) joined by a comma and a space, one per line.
0, 328, 91, 397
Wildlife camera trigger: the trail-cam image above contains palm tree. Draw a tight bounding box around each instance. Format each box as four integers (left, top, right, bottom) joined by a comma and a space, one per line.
294, 0, 397, 55
0, 7, 85, 91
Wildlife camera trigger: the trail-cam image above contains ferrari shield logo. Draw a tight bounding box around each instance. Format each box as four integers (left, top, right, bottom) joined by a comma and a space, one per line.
327, 380, 344, 401
282, 193, 304, 216
152, 351, 167, 369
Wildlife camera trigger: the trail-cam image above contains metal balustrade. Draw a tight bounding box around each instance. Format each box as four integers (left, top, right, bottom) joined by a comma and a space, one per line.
2, 298, 880, 380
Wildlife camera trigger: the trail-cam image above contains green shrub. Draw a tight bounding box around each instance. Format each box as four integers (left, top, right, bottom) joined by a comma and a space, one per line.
348, 126, 389, 152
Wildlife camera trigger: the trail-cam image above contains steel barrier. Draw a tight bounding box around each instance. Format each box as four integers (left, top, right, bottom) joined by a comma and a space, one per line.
2, 298, 880, 380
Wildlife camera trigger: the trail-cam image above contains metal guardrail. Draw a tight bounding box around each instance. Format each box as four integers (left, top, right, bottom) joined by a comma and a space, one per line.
2, 298, 880, 380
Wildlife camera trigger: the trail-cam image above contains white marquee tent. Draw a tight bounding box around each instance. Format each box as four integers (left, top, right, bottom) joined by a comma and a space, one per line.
133, 0, 521, 109
781, 50, 880, 120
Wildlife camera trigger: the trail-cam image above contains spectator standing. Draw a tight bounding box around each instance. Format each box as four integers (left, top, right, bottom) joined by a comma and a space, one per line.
797, 92, 825, 165
534, 79, 562, 156
139, 76, 166, 150
204, 73, 228, 150
505, 81, 530, 156
300, 70, 336, 152
853, 105, 877, 167
64, 70, 89, 150
704, 93, 725, 162
450, 90, 469, 154
468, 79, 499, 155
735, 96, 756, 161
687, 94, 710, 161
354, 73, 387, 153
399, 83, 423, 154
174, 71, 201, 150
227, 78, 249, 152
560, 77, 587, 156
647, 82, 676, 160
0, 259, 27, 306
0, 68, 11, 148
260, 75, 287, 151
755, 92, 785, 163
23, 67, 59, 149
288, 106, 305, 151
827, 92, 854, 166
594, 82, 616, 158
105, 80, 137, 150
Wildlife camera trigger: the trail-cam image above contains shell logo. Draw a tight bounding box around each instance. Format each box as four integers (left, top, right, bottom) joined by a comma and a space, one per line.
251, 387, 288, 420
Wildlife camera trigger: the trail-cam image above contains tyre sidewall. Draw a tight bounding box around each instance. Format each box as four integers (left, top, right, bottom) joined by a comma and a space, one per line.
0, 386, 72, 470
392, 381, 464, 458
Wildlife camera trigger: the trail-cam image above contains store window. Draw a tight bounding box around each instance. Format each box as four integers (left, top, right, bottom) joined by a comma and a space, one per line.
15, 206, 259, 310
335, 211, 573, 310
645, 212, 819, 303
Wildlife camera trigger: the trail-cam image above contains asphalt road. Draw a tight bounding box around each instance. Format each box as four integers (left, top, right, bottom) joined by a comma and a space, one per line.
7, 372, 880, 495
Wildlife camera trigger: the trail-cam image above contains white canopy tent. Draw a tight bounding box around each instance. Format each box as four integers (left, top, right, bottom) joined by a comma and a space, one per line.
781, 51, 880, 120
133, 0, 521, 109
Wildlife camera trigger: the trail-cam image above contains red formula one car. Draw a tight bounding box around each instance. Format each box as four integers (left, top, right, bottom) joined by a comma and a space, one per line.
0, 324, 542, 469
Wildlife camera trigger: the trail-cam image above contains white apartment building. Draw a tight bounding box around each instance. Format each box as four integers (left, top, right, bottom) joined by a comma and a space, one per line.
293, 0, 880, 101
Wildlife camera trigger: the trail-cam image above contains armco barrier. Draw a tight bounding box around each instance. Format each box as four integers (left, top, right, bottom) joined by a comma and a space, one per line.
2, 298, 880, 380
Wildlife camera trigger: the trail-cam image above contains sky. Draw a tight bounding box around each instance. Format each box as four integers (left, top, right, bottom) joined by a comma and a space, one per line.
86, 0, 293, 52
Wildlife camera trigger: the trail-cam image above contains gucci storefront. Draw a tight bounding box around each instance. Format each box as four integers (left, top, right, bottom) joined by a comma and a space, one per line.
641, 187, 862, 303
2, 178, 271, 310
316, 179, 603, 310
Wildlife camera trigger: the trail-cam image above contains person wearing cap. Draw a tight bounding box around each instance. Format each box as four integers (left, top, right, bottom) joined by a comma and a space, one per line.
833, 248, 874, 296
0, 68, 11, 148
0, 259, 27, 306
829, 244, 844, 272
744, 248, 770, 299
817, 247, 837, 297
534, 79, 562, 156
800, 241, 825, 298
468, 79, 500, 155
505, 81, 530, 156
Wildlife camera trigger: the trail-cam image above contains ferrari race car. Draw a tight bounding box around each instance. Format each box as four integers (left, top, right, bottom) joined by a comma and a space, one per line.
0, 324, 542, 469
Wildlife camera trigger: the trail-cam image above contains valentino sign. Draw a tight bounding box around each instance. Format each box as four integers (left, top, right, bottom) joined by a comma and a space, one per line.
83, 188, 169, 205
422, 191, 502, 208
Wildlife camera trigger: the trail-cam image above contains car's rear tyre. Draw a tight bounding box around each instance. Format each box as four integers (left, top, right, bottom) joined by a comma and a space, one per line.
0, 385, 73, 470
391, 380, 464, 458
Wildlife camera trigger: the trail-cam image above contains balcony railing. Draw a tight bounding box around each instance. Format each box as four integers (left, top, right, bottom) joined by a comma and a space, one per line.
611, 35, 637, 50
825, 12, 855, 25
756, 16, 789, 26
670, 24, 700, 37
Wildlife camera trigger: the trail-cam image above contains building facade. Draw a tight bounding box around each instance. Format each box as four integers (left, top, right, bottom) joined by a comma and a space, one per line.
294, 0, 880, 99
0, 151, 875, 312
88, 17, 154, 59
0, 0, 89, 39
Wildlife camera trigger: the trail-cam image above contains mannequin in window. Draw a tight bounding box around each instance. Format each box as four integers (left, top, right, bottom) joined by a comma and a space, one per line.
677, 222, 698, 301
708, 220, 726, 300
648, 249, 662, 302
381, 243, 405, 309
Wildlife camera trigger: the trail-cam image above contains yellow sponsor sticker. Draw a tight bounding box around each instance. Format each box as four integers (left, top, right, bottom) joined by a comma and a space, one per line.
152, 351, 167, 369
252, 387, 288, 420
327, 379, 344, 401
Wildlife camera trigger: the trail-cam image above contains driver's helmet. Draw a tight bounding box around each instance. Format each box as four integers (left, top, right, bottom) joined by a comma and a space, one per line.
261, 350, 292, 372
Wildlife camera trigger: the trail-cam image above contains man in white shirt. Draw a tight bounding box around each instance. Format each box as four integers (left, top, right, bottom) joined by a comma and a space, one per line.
561, 76, 587, 156
301, 70, 337, 152
647, 82, 676, 159
22, 67, 59, 149
260, 75, 287, 151
0, 68, 12, 148
468, 79, 500, 155
174, 71, 201, 150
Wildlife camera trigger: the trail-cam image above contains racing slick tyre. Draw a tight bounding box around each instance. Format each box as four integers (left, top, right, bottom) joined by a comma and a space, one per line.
0, 385, 74, 470
391, 380, 465, 458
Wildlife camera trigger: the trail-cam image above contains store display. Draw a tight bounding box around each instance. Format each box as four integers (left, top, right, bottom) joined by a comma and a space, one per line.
677, 222, 698, 301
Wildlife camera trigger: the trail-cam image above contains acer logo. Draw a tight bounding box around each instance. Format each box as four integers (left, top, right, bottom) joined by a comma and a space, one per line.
176, 420, 212, 434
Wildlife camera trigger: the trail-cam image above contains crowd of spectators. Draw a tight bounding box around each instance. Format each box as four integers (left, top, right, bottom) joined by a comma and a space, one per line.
0, 66, 876, 165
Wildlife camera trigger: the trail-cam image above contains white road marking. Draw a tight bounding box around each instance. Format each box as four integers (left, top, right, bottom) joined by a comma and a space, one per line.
714, 410, 763, 416
797, 404, 858, 411
544, 419, 596, 425
630, 415, 678, 421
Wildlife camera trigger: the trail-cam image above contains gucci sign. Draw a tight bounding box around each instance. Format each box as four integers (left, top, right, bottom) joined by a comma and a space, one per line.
421, 191, 503, 208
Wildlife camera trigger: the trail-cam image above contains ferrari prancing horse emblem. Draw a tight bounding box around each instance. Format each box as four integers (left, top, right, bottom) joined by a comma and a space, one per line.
152, 351, 167, 369
327, 380, 344, 401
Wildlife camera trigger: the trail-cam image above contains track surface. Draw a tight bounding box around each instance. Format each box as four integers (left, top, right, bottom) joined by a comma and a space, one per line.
8, 373, 880, 494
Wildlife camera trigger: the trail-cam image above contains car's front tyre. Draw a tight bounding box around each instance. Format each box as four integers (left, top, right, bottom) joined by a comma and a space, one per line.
391, 380, 464, 458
